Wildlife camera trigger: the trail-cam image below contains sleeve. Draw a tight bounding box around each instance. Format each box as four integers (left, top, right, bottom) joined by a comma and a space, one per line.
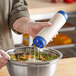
8, 0, 30, 34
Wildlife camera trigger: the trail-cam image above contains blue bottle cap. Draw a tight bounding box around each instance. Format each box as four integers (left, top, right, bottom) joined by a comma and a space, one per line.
57, 10, 68, 21
32, 36, 46, 48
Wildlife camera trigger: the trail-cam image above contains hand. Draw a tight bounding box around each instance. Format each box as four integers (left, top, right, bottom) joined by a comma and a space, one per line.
24, 20, 52, 38
24, 20, 58, 41
0, 50, 10, 69
13, 17, 58, 41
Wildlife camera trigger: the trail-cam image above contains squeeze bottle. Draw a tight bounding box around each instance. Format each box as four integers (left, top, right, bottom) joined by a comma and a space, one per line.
32, 10, 68, 48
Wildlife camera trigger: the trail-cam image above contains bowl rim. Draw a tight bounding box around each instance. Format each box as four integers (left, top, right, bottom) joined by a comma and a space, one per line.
6, 46, 63, 66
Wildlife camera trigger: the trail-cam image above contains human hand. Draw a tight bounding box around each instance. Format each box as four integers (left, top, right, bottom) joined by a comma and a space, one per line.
24, 20, 52, 38
13, 17, 58, 41
0, 50, 10, 69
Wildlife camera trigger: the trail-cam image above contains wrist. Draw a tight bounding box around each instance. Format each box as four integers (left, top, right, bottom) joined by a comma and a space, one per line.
13, 17, 31, 34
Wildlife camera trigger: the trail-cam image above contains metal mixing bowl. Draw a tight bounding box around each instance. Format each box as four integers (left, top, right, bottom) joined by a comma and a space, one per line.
6, 47, 62, 76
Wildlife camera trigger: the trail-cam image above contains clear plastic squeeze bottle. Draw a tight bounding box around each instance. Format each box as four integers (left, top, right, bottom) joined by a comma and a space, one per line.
32, 10, 68, 48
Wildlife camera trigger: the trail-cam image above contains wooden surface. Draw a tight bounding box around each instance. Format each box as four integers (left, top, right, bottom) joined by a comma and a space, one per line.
0, 57, 76, 76
55, 57, 76, 76
26, 0, 76, 15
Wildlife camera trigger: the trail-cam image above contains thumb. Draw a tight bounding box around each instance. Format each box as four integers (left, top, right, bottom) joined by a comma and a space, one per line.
0, 50, 10, 60
36, 22, 52, 27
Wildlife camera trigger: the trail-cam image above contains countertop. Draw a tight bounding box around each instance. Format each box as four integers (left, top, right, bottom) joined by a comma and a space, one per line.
0, 57, 76, 76
26, 0, 76, 15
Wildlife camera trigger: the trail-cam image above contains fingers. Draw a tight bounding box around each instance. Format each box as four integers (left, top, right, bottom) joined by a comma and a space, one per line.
30, 22, 52, 37
50, 33, 58, 42
0, 50, 10, 60
0, 50, 10, 69
36, 22, 52, 27
53, 32, 58, 38
50, 39, 53, 42
0, 54, 8, 64
0, 55, 7, 69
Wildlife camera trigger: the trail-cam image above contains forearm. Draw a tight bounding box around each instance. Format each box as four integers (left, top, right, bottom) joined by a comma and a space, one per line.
13, 17, 30, 33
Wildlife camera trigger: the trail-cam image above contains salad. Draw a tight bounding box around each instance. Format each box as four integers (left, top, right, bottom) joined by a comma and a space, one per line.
9, 50, 58, 62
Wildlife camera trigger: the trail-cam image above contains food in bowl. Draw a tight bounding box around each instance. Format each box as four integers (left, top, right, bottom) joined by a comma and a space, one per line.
9, 48, 58, 62
7, 47, 62, 76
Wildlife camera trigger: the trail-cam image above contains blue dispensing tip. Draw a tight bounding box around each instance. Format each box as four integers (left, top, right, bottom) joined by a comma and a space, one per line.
32, 36, 46, 48
57, 10, 68, 21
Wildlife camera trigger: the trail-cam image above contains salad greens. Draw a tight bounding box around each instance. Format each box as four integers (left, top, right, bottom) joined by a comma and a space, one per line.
9, 51, 58, 62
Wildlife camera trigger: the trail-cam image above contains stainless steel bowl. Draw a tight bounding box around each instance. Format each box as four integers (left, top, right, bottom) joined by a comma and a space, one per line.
6, 47, 62, 76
